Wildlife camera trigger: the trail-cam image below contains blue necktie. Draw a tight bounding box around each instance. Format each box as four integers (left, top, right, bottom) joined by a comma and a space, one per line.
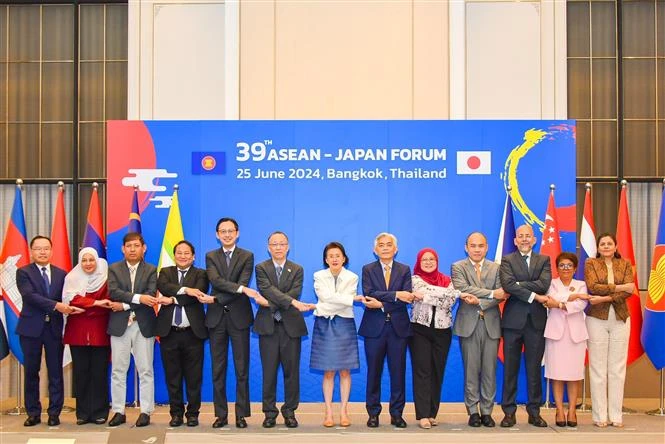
41, 267, 50, 292
175, 269, 185, 326
273, 266, 283, 322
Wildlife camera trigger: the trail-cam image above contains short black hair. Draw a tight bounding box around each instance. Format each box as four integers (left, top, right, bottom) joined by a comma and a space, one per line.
556, 252, 578, 268
30, 235, 52, 248
173, 240, 195, 255
216, 217, 239, 232
323, 241, 349, 268
123, 232, 145, 245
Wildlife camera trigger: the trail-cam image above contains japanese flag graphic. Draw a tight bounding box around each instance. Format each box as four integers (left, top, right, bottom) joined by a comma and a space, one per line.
457, 151, 491, 175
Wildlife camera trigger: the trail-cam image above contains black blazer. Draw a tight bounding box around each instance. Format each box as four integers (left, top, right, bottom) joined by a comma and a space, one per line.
156, 266, 209, 339
16, 263, 66, 338
358, 260, 412, 338
107, 260, 158, 338
499, 251, 552, 330
205, 247, 254, 330
253, 259, 306, 338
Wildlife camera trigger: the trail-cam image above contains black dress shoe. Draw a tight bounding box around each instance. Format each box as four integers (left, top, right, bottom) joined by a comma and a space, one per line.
186, 416, 199, 427
284, 416, 298, 428
390, 416, 407, 428
212, 417, 228, 428
468, 413, 481, 427
108, 413, 126, 427
169, 415, 183, 427
94, 417, 107, 425
235, 416, 247, 428
528, 414, 548, 428
500, 413, 516, 428
135, 413, 150, 427
481, 415, 495, 427
262, 417, 276, 428
47, 415, 60, 426
24, 415, 41, 427
367, 415, 379, 428
76, 418, 89, 425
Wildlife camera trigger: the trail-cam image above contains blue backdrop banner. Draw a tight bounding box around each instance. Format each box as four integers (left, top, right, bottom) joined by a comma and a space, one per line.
106, 120, 576, 404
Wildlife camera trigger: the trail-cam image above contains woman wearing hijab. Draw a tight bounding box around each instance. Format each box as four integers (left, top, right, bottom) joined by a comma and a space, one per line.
63, 247, 113, 425
310, 241, 363, 427
410, 248, 469, 429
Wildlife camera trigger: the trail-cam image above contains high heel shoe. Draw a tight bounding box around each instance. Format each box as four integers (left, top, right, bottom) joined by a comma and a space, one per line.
567, 411, 577, 427
340, 416, 351, 427
555, 409, 566, 427
323, 417, 334, 427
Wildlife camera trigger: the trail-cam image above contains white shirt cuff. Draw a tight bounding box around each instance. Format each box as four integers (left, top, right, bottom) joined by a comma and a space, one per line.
237, 285, 244, 294
131, 294, 141, 304
122, 303, 131, 311
528, 292, 536, 303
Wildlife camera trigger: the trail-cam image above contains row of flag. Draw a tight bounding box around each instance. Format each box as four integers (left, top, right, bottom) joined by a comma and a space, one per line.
1, 181, 664, 371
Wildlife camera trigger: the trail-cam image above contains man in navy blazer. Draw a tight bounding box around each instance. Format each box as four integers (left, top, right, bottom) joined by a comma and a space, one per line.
359, 232, 416, 428
16, 235, 84, 427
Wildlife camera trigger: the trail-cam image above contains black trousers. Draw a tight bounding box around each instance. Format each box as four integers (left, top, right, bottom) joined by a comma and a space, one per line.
71, 345, 110, 421
160, 328, 204, 418
259, 322, 301, 419
20, 326, 63, 417
409, 323, 452, 419
501, 314, 546, 416
208, 316, 250, 418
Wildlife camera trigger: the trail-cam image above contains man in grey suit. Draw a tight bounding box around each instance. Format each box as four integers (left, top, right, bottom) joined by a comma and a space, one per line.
499, 224, 552, 428
254, 231, 314, 429
107, 232, 158, 428
451, 232, 507, 428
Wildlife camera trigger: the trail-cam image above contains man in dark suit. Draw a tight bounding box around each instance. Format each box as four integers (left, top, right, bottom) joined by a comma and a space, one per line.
156, 240, 209, 427
499, 224, 552, 428
17, 235, 83, 427
106, 232, 158, 428
451, 231, 507, 428
203, 217, 264, 428
359, 232, 415, 429
254, 231, 313, 429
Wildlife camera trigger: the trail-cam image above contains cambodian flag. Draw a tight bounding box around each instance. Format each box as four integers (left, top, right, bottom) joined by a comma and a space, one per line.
642, 185, 665, 370
128, 188, 142, 234
82, 185, 107, 259
0, 184, 30, 364
575, 185, 596, 280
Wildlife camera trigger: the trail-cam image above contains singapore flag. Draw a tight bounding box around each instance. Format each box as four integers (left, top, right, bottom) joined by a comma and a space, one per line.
457, 151, 491, 175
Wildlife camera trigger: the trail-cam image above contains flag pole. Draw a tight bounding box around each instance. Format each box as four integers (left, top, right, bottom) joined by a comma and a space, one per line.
646, 369, 665, 416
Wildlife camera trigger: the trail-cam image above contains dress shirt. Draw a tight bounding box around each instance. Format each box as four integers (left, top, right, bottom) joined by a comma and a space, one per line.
172, 268, 191, 327
122, 262, 143, 311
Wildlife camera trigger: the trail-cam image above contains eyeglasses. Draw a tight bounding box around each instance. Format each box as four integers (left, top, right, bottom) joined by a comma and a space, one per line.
217, 229, 237, 235
269, 242, 288, 248
558, 263, 575, 270
421, 258, 437, 263
31, 247, 51, 252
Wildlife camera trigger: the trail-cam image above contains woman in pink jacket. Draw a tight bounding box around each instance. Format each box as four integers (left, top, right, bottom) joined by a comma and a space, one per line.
543, 252, 589, 428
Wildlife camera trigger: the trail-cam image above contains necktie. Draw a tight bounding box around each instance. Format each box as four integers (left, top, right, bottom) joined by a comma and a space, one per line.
225, 250, 231, 267
384, 265, 391, 289
474, 262, 481, 281
274, 265, 283, 322
522, 255, 529, 268
175, 270, 185, 326
41, 267, 50, 292
129, 265, 137, 293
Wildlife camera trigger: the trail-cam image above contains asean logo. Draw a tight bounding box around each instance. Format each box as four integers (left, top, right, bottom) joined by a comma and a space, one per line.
201, 156, 216, 171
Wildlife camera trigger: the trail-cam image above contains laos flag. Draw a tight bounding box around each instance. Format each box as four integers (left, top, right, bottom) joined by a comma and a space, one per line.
0, 185, 30, 364
642, 186, 665, 370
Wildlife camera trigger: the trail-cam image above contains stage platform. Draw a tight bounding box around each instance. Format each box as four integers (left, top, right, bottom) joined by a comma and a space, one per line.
0, 399, 663, 444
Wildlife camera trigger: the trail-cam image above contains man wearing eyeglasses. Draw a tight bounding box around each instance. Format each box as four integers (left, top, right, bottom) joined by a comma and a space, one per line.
499, 224, 552, 428
254, 231, 313, 429
204, 217, 264, 428
17, 235, 84, 427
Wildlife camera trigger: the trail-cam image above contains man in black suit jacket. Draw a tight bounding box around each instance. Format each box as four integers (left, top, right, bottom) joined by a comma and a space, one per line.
499, 224, 552, 428
358, 232, 415, 429
156, 240, 209, 427
17, 236, 84, 427
107, 232, 158, 428
203, 217, 264, 429
254, 231, 313, 429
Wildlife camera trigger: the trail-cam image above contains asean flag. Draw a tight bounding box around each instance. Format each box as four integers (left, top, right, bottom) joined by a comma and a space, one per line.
457, 151, 491, 175
192, 152, 226, 175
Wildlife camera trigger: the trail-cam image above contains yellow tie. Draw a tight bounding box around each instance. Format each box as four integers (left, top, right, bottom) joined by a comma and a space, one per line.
384, 264, 391, 289
474, 262, 481, 281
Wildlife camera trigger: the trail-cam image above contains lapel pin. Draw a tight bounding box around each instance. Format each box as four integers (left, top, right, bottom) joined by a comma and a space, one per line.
287, 268, 291, 273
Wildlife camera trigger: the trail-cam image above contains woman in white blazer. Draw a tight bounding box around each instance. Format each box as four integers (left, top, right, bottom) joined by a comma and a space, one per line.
310, 242, 363, 428
543, 252, 589, 428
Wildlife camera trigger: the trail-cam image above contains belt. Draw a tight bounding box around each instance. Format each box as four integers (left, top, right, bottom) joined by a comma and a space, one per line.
171, 326, 190, 332
385, 313, 392, 322
478, 310, 485, 320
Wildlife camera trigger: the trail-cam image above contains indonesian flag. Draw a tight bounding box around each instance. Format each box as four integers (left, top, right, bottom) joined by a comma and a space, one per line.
539, 189, 562, 278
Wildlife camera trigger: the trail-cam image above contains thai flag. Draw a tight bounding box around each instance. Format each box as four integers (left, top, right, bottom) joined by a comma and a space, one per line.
575, 185, 596, 280
0, 184, 30, 364
642, 185, 665, 370
82, 185, 107, 259
128, 188, 142, 234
